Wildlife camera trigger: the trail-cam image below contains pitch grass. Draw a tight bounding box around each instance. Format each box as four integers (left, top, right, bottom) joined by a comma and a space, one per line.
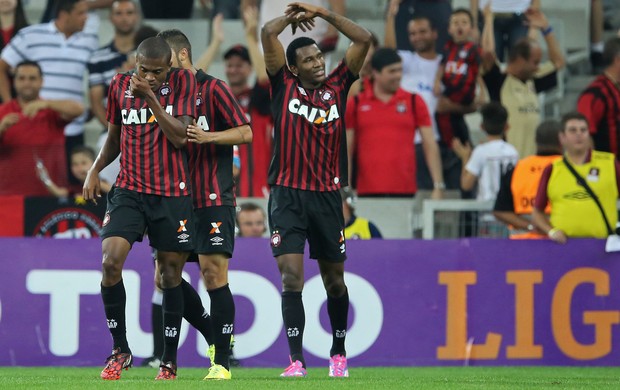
1, 366, 620, 389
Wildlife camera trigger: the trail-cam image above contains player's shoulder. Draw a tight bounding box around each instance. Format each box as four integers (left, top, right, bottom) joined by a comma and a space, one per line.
111, 71, 131, 84
168, 67, 196, 83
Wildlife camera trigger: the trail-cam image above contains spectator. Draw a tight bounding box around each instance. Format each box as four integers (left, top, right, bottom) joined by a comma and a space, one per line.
433, 8, 483, 146
341, 187, 381, 239
197, 6, 273, 197
577, 36, 620, 160
389, 0, 453, 53
346, 47, 444, 198
0, 0, 28, 51
591, 0, 605, 73
493, 120, 562, 239
37, 145, 112, 197
533, 112, 620, 243
0, 60, 84, 196
470, 0, 539, 61
88, 0, 139, 185
0, 0, 98, 185
385, 3, 466, 192
236, 202, 267, 237
481, 6, 565, 158
454, 102, 519, 202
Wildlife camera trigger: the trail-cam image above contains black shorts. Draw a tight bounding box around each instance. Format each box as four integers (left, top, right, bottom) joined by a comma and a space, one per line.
268, 186, 346, 262
192, 205, 236, 258
101, 187, 194, 252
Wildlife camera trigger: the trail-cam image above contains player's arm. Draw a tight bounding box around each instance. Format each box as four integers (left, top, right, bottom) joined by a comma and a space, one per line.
480, 3, 496, 73
84, 122, 121, 203
188, 123, 252, 145
195, 13, 224, 72
261, 15, 294, 76
384, 0, 400, 48
131, 73, 190, 149
453, 139, 476, 190
294, 3, 372, 75
89, 84, 108, 127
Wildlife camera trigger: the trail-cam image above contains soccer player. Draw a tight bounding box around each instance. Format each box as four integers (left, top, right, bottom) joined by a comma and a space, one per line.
158, 29, 252, 380
261, 1, 372, 378
83, 37, 196, 381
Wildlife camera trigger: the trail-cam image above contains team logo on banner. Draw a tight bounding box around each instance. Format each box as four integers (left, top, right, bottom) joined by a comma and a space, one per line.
33, 207, 103, 238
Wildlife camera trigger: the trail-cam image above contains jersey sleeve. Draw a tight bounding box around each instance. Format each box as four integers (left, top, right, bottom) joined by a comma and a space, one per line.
482, 62, 505, 102
213, 79, 249, 130
172, 69, 197, 118
577, 91, 605, 135
1, 31, 29, 67
533, 164, 553, 210
106, 74, 122, 125
412, 94, 431, 128
332, 60, 358, 94
465, 147, 483, 177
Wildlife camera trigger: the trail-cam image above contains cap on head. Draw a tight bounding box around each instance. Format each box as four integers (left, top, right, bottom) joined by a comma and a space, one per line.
224, 45, 251, 64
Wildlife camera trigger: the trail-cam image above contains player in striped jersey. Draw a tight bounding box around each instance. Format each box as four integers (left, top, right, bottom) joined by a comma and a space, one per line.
261, 1, 372, 378
84, 37, 196, 381
158, 29, 252, 380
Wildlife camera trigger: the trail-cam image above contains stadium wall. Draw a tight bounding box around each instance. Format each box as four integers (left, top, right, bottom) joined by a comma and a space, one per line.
0, 238, 619, 367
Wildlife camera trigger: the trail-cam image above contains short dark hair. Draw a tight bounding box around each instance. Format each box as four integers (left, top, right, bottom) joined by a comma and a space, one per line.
560, 111, 589, 132
451, 8, 474, 25
136, 37, 172, 63
508, 38, 537, 63
603, 37, 620, 68
286, 37, 318, 67
54, 0, 82, 18
134, 24, 159, 48
158, 29, 192, 64
70, 145, 96, 161
371, 47, 401, 71
14, 60, 42, 76
409, 15, 435, 31
535, 120, 562, 150
480, 102, 508, 136
236, 202, 266, 231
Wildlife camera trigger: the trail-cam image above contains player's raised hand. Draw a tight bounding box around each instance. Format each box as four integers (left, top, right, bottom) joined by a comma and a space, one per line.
83, 168, 101, 205
130, 74, 152, 98
186, 123, 214, 144
285, 2, 319, 34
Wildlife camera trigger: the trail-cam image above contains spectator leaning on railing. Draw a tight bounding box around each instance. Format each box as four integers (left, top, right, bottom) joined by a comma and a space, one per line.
532, 112, 620, 244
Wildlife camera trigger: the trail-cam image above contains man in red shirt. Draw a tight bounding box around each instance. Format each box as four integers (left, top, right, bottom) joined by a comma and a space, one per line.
0, 60, 83, 196
346, 48, 444, 198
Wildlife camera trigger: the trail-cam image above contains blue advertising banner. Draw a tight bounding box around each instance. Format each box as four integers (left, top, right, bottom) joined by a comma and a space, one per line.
1, 238, 619, 367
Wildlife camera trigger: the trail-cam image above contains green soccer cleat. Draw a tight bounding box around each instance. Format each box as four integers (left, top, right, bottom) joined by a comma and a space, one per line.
203, 364, 232, 380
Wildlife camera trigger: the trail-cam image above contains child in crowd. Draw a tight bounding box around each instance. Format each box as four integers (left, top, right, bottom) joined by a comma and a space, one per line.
36, 145, 111, 197
433, 8, 485, 145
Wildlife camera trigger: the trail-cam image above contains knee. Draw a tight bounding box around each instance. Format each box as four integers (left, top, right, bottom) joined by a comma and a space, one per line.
281, 270, 304, 292
101, 250, 123, 283
323, 274, 346, 297
201, 265, 227, 290
158, 262, 183, 289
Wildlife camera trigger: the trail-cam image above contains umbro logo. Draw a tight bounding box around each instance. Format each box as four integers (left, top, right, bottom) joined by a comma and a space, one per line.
210, 236, 224, 245
124, 89, 134, 98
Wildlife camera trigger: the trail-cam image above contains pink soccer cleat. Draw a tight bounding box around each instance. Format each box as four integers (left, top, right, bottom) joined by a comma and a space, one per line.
329, 354, 349, 377
280, 357, 307, 377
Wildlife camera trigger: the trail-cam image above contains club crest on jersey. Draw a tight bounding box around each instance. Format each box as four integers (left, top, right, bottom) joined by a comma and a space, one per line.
159, 83, 171, 96
459, 49, 468, 59
320, 89, 334, 102
288, 98, 340, 124
121, 105, 173, 125
196, 94, 203, 106
396, 102, 406, 113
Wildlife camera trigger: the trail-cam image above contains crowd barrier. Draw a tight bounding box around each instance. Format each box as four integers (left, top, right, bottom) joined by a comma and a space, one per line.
1, 237, 619, 367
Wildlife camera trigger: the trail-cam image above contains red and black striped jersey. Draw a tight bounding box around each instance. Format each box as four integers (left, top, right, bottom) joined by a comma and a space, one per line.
268, 60, 356, 191
577, 75, 620, 158
440, 40, 481, 105
106, 69, 196, 197
188, 70, 249, 208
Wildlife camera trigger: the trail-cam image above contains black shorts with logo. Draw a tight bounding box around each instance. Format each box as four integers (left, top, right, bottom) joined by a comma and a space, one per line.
101, 186, 194, 252
192, 205, 236, 258
268, 186, 346, 262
